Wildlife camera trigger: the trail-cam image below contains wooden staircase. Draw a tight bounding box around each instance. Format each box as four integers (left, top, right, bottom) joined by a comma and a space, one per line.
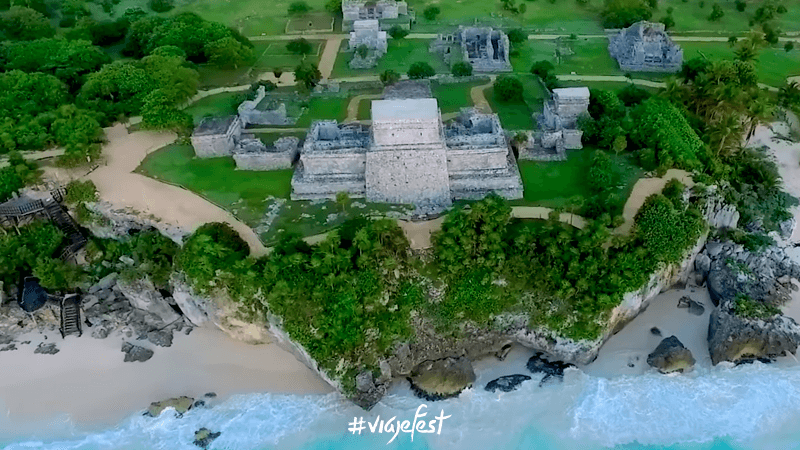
44, 201, 87, 260
60, 294, 82, 338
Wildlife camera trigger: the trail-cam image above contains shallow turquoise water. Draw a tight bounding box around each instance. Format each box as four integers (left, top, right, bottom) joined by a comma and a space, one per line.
3, 362, 800, 450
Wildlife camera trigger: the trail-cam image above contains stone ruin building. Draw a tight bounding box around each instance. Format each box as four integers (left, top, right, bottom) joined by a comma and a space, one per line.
608, 21, 683, 72
348, 19, 388, 69
521, 87, 590, 161
237, 85, 295, 127
342, 0, 410, 31
190, 116, 300, 170
430, 26, 512, 73
291, 86, 522, 210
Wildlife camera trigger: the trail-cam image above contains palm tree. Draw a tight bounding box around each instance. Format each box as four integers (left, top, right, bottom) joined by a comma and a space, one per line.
743, 92, 774, 141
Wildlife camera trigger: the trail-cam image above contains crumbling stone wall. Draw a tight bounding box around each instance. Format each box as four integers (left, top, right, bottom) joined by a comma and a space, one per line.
608, 21, 683, 72
365, 146, 452, 208
191, 116, 242, 158
233, 137, 300, 171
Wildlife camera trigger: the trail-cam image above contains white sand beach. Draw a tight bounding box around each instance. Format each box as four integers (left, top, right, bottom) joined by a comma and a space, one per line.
0, 326, 332, 439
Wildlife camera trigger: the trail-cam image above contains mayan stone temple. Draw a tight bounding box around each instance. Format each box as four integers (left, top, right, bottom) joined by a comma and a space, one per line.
291, 83, 522, 211
521, 87, 590, 161
608, 21, 683, 72
430, 26, 513, 72
342, 0, 410, 31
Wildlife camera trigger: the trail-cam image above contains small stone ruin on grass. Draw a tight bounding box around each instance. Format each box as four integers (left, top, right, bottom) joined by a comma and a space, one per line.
348, 19, 388, 69
342, 0, 410, 31
237, 85, 296, 127
608, 21, 683, 73
521, 87, 590, 161
430, 26, 512, 73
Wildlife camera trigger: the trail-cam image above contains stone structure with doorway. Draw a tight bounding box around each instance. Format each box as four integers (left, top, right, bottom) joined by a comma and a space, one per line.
291, 93, 522, 211
522, 87, 590, 161
348, 19, 388, 69
430, 26, 512, 72
232, 136, 301, 170
237, 85, 294, 126
191, 116, 242, 158
608, 21, 683, 72
342, 0, 411, 31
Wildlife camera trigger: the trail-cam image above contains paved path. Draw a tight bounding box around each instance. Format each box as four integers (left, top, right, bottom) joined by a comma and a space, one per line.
614, 169, 694, 235
84, 124, 268, 256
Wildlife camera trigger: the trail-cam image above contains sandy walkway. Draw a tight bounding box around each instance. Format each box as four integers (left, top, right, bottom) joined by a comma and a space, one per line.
614, 169, 694, 235
345, 94, 381, 122
0, 327, 331, 437
79, 124, 268, 256
318, 37, 344, 80
471, 76, 495, 114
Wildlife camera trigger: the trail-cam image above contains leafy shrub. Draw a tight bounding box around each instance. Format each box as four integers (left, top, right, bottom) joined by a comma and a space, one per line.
507, 28, 527, 44
707, 3, 724, 21
387, 25, 408, 39
0, 222, 64, 287
175, 222, 249, 292
64, 180, 98, 204
380, 69, 400, 85
423, 5, 440, 20
733, 293, 780, 320
633, 193, 705, 264
601, 0, 653, 28
286, 38, 312, 55
617, 84, 651, 106
288, 1, 310, 14
630, 97, 704, 171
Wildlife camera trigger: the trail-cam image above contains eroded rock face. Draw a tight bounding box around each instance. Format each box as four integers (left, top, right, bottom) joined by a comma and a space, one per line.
646, 336, 695, 373
408, 356, 476, 401
708, 308, 800, 365
117, 278, 181, 324
485, 374, 531, 393
146, 396, 194, 417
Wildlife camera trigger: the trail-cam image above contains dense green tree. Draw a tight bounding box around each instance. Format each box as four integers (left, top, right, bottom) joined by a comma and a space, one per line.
407, 61, 435, 79
600, 0, 652, 28
530, 59, 559, 90
707, 3, 723, 21
288, 1, 310, 14
494, 75, 524, 101
633, 193, 705, 264
0, 222, 63, 286
451, 61, 473, 77
0, 6, 54, 40
205, 36, 253, 68
507, 28, 526, 45
325, 0, 342, 14
148, 0, 174, 12
295, 62, 321, 90
630, 97, 704, 170
387, 25, 408, 39
423, 5, 440, 20
0, 38, 110, 90
286, 37, 312, 55
380, 69, 400, 85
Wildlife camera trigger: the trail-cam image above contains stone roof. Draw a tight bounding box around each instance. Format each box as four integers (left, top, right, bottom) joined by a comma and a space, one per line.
382, 80, 433, 99
193, 116, 237, 136
552, 87, 590, 99
372, 98, 439, 121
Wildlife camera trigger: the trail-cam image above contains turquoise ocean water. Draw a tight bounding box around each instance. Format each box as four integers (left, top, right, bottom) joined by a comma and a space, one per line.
3, 360, 800, 450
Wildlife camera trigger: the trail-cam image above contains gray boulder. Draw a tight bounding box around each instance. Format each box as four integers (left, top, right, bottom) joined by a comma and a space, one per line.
193, 428, 221, 449
526, 352, 575, 384
694, 253, 712, 280
117, 278, 180, 324
408, 356, 476, 401
677, 296, 705, 316
147, 330, 174, 347
146, 396, 194, 417
122, 342, 154, 362
780, 218, 796, 240
485, 374, 531, 393
647, 336, 695, 373
352, 369, 390, 410
34, 342, 59, 355
90, 272, 118, 294
708, 308, 800, 365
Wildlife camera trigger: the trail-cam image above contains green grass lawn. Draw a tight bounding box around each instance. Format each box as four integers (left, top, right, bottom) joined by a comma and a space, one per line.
660, 0, 800, 34
483, 75, 545, 130
184, 92, 246, 125
253, 41, 324, 72
431, 80, 486, 114
295, 96, 351, 128
515, 149, 643, 212
285, 12, 335, 33
679, 42, 800, 87
196, 65, 257, 89
330, 39, 450, 79
406, 0, 604, 34
135, 143, 293, 229
512, 39, 624, 76
357, 98, 371, 120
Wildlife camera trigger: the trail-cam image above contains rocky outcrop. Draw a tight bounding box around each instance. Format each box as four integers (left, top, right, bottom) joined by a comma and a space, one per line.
408, 356, 476, 401
122, 342, 154, 362
485, 374, 531, 392
526, 352, 575, 384
146, 396, 194, 417
677, 296, 705, 316
34, 342, 59, 355
703, 241, 799, 306
83, 201, 186, 245
117, 278, 181, 324
708, 308, 800, 365
170, 273, 268, 344
193, 428, 221, 449
646, 336, 695, 373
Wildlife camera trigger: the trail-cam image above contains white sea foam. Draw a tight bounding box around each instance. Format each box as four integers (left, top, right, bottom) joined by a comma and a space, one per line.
5, 363, 800, 450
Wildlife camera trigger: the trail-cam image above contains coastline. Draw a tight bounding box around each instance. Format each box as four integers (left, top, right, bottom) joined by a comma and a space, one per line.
0, 326, 332, 440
